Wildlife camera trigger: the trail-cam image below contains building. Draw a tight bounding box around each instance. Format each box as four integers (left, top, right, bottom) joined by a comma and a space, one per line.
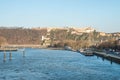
41, 33, 51, 46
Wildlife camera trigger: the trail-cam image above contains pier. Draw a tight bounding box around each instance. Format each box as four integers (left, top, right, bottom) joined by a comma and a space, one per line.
94, 51, 120, 64
0, 48, 25, 62
0, 48, 18, 52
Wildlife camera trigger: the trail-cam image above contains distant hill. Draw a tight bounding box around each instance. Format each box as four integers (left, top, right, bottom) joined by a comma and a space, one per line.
0, 27, 47, 44
0, 27, 120, 49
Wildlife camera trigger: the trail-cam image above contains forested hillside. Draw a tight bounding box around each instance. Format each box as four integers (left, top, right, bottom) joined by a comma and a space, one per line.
0, 28, 47, 44
0, 27, 120, 50
49, 28, 120, 49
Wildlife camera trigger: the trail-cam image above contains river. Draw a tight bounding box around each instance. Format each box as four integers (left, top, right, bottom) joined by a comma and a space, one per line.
0, 48, 120, 80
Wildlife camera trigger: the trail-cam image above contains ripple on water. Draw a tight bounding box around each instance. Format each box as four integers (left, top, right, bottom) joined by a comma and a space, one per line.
0, 48, 120, 80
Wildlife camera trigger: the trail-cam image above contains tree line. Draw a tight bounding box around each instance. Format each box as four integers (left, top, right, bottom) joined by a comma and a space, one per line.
0, 28, 47, 45
0, 27, 120, 50
49, 29, 120, 50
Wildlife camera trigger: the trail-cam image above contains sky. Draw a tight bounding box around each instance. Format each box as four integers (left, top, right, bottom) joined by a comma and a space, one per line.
0, 0, 120, 32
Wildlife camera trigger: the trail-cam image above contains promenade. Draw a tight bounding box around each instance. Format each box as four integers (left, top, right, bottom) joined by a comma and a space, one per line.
94, 51, 120, 64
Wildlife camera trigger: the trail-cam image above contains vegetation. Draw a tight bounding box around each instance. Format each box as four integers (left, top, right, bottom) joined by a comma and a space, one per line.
0, 36, 7, 47
0, 27, 120, 50
0, 28, 47, 44
97, 39, 120, 51
49, 29, 120, 50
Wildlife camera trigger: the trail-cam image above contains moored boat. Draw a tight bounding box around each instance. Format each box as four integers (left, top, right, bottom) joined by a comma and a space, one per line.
78, 49, 94, 56
82, 49, 94, 56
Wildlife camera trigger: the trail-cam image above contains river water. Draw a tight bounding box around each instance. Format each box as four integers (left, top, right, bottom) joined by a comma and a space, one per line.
0, 48, 120, 80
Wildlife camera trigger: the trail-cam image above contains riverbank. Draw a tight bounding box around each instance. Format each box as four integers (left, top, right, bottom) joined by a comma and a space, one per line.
1, 44, 65, 51
1, 44, 43, 48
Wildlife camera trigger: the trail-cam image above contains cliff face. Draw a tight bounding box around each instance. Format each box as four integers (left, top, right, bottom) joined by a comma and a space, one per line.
0, 28, 47, 44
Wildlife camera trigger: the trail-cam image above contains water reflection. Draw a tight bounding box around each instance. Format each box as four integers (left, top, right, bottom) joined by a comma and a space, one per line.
96, 55, 116, 65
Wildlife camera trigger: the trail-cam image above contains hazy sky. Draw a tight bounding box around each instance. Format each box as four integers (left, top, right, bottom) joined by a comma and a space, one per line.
0, 0, 120, 32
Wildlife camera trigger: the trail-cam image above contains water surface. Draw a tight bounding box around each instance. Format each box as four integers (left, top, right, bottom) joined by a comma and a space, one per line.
0, 48, 120, 80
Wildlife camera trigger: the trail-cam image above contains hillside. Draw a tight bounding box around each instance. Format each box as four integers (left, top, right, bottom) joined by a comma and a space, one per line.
0, 27, 47, 44
0, 27, 120, 50
44, 27, 120, 49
